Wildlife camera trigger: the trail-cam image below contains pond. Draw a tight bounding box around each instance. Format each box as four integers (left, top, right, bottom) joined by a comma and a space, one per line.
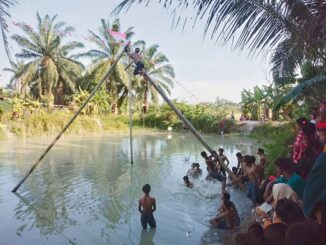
0, 132, 256, 245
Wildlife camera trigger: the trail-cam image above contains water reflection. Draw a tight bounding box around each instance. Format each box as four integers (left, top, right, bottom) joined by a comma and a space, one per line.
0, 133, 255, 244
139, 229, 156, 245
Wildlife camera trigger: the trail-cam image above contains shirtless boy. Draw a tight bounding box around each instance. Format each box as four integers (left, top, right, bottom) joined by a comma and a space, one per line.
139, 184, 156, 230
218, 148, 230, 177
126, 46, 145, 75
242, 156, 264, 205
257, 148, 268, 169
236, 152, 245, 175
209, 200, 240, 229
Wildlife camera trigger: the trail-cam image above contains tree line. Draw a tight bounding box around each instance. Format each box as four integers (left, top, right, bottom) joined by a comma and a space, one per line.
3, 13, 175, 115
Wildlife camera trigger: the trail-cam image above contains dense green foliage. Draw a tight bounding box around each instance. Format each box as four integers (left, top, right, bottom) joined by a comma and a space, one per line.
250, 122, 296, 176
241, 84, 295, 120
0, 90, 240, 138
141, 100, 238, 133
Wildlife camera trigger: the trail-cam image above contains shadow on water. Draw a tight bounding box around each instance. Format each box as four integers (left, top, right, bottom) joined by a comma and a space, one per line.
13, 192, 76, 244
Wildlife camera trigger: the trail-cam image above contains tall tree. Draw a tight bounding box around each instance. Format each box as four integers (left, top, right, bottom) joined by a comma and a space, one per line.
12, 13, 84, 104
76, 18, 134, 114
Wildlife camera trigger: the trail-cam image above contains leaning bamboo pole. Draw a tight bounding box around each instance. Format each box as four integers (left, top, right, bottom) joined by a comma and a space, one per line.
127, 57, 134, 165
12, 42, 131, 193
142, 72, 243, 189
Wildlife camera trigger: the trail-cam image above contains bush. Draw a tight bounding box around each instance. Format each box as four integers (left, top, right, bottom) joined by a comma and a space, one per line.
251, 122, 296, 176
137, 101, 239, 133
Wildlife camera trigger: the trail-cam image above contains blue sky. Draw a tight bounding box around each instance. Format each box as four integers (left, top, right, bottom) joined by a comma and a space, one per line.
0, 0, 271, 103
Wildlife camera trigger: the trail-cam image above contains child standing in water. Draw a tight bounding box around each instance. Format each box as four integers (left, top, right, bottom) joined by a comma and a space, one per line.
139, 184, 157, 230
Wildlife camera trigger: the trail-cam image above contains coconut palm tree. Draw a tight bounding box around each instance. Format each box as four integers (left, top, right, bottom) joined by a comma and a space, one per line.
131, 41, 175, 113
0, 0, 16, 65
75, 18, 134, 114
3, 60, 26, 93
11, 13, 84, 104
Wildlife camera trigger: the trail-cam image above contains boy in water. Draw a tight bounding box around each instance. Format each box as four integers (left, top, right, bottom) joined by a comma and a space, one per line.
242, 156, 264, 206
139, 184, 156, 230
209, 200, 240, 229
125, 45, 145, 75
235, 152, 245, 175
183, 176, 193, 188
218, 192, 239, 219
218, 148, 230, 177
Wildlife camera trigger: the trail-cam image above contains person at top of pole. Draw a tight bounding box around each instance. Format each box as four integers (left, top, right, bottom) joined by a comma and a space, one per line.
125, 44, 145, 75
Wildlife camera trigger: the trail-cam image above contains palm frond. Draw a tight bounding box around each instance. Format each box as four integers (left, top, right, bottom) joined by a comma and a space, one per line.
0, 0, 17, 65
271, 36, 305, 83
73, 49, 108, 59
11, 34, 41, 53
88, 30, 108, 52
60, 41, 84, 54
113, 0, 326, 62
146, 44, 159, 59
15, 49, 42, 59
275, 74, 326, 109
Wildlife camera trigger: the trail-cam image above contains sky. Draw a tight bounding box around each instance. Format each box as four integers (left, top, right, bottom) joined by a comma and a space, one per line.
0, 0, 272, 103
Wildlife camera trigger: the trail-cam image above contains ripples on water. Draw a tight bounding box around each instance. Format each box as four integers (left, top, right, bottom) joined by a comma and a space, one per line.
0, 133, 255, 244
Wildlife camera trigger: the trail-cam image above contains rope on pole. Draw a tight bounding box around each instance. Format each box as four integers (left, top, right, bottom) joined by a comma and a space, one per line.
11, 41, 131, 193
142, 72, 245, 191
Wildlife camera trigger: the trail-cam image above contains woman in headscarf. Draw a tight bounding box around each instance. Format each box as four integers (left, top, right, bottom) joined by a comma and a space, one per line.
272, 183, 301, 208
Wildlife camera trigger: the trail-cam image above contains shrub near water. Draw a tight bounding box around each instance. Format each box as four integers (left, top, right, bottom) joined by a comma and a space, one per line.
141, 101, 237, 133
251, 122, 296, 176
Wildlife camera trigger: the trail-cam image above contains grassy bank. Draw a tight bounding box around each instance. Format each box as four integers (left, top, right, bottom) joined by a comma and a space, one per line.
250, 122, 296, 176
0, 98, 239, 139
0, 111, 134, 139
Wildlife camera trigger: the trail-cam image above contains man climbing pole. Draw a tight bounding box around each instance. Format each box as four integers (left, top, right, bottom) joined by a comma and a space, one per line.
125, 44, 145, 75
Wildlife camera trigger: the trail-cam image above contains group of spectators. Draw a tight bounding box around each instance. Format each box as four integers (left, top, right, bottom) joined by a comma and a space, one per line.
181, 100, 326, 243
234, 100, 326, 244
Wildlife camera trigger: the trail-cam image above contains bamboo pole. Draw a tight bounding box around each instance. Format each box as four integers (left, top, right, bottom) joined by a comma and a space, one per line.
128, 57, 134, 165
142, 72, 243, 188
12, 42, 131, 193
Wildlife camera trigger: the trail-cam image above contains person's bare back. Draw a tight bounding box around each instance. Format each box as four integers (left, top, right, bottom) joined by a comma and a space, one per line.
139, 195, 156, 214
139, 184, 157, 230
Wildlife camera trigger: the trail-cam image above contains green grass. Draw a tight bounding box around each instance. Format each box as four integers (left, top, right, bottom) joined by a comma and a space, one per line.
1, 111, 132, 138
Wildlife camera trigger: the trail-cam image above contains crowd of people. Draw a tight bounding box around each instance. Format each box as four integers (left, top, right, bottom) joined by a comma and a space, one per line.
139, 100, 326, 243
234, 101, 326, 244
